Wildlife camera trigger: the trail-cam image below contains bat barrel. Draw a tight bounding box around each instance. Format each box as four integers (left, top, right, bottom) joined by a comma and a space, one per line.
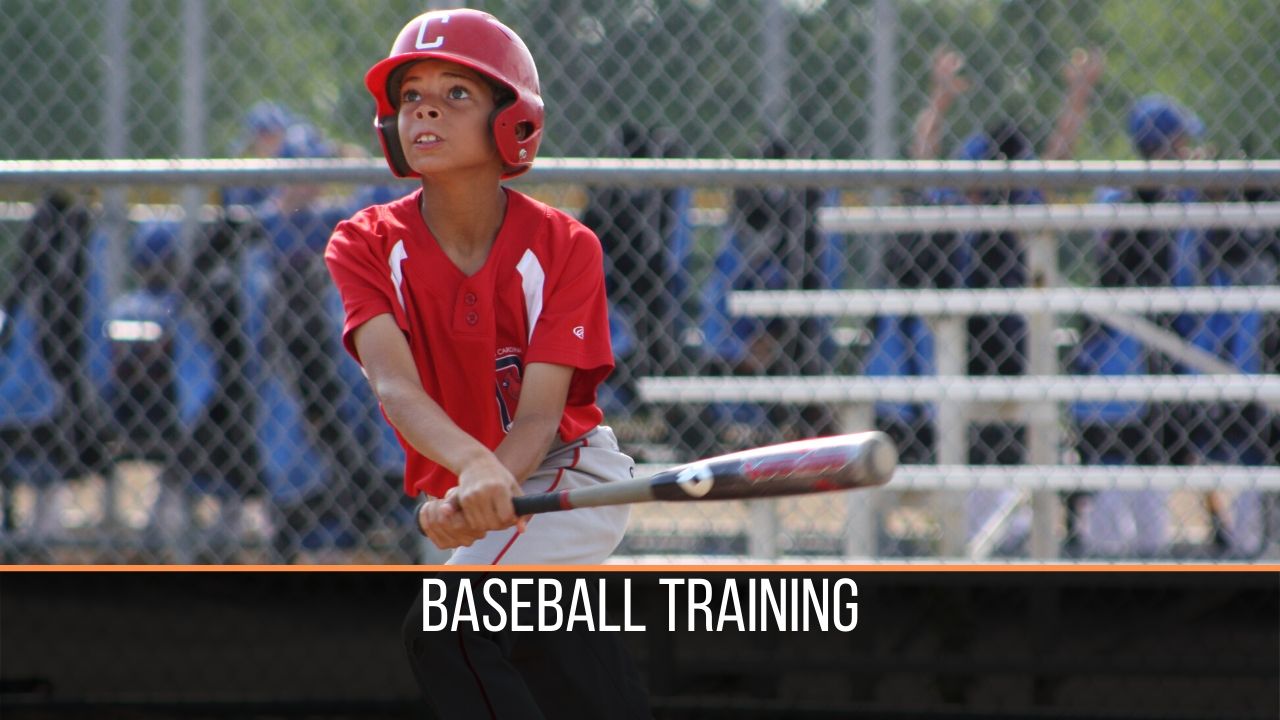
863, 431, 899, 485
509, 430, 899, 516
652, 430, 898, 501
729, 430, 898, 487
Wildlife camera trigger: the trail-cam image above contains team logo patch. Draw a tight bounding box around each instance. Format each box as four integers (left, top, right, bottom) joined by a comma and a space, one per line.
573, 326, 585, 339
494, 354, 524, 433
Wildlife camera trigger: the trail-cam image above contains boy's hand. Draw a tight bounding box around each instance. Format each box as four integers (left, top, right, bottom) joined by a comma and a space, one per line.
454, 453, 528, 534
417, 489, 486, 550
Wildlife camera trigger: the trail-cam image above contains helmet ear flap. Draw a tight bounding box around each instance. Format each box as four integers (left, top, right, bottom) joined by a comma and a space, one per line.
375, 115, 413, 178
489, 100, 542, 177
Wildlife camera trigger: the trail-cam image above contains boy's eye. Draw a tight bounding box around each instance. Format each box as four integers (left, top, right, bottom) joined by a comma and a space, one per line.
447, 86, 470, 100
401, 88, 421, 104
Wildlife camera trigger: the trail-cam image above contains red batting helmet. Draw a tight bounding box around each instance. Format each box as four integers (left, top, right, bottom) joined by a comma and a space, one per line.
364, 9, 544, 179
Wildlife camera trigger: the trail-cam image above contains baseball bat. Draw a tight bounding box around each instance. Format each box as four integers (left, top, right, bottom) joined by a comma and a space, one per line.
511, 430, 897, 516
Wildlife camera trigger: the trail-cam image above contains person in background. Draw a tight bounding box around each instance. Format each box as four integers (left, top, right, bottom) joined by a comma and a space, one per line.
0, 192, 115, 545
873, 46, 1101, 554
222, 100, 292, 211
175, 212, 268, 559
1074, 95, 1274, 556
581, 122, 714, 457
105, 221, 247, 559
700, 135, 842, 451
581, 123, 679, 410
256, 124, 388, 561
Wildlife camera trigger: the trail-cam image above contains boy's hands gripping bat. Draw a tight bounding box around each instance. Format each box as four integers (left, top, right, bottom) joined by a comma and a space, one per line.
512, 431, 897, 516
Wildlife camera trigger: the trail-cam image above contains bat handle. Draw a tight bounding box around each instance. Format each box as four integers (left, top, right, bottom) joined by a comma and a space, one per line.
512, 491, 569, 516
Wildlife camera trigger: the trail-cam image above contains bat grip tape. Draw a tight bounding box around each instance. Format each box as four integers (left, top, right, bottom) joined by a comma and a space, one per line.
512, 491, 570, 515
513, 480, 657, 515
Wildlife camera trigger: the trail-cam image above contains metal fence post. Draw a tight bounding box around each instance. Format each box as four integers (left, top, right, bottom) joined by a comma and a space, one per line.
841, 403, 879, 558
99, 0, 130, 534
933, 317, 968, 557
1026, 232, 1063, 559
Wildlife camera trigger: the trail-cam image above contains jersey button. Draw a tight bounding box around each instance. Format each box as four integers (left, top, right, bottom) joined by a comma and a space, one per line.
465, 311, 479, 325
463, 292, 477, 306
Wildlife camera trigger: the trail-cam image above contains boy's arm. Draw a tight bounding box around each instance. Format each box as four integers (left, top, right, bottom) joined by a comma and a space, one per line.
450, 360, 575, 531
352, 313, 522, 541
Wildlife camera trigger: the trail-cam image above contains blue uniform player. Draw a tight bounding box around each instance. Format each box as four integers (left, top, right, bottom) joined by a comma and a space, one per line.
222, 101, 292, 211
871, 47, 1101, 554
255, 125, 393, 560
700, 136, 843, 451
1073, 95, 1274, 556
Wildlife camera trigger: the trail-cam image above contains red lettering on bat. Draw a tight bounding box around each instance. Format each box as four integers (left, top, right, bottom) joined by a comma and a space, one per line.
740, 446, 853, 480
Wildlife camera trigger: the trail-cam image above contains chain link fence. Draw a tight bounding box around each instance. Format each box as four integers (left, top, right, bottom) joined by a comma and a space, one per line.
1, 0, 1278, 563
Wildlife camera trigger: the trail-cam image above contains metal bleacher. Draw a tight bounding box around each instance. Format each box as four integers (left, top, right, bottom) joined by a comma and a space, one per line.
635, 204, 1280, 561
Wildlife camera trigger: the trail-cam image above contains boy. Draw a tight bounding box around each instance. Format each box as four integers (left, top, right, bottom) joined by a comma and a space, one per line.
325, 9, 631, 565
327, 10, 652, 718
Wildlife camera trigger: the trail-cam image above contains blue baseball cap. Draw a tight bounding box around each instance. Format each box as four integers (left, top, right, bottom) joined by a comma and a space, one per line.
279, 123, 334, 159
1127, 94, 1204, 158
244, 101, 291, 136
129, 221, 180, 269
958, 133, 995, 161
956, 123, 1034, 162
234, 102, 292, 155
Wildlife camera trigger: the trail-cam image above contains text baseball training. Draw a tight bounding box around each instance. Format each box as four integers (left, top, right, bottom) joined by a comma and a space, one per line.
421, 577, 858, 632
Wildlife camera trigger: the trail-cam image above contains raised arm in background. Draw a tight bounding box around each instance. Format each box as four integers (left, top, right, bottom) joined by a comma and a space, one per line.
911, 47, 971, 161
1043, 48, 1105, 161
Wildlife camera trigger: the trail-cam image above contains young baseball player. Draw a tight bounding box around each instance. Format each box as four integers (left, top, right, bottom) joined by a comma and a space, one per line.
326, 11, 652, 717
325, 8, 631, 565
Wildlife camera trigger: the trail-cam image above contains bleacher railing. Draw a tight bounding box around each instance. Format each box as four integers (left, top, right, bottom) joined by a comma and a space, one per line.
2, 158, 1277, 563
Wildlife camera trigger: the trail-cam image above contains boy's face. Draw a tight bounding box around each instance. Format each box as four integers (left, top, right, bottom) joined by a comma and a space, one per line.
395, 59, 503, 178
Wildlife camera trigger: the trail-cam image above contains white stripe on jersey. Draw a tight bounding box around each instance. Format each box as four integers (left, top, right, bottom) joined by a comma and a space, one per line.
515, 249, 545, 343
389, 239, 408, 312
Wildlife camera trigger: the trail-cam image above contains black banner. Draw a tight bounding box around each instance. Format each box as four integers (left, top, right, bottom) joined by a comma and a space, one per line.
1, 569, 1276, 719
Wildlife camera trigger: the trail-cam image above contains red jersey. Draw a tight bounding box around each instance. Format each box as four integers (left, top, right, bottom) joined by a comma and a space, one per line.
325, 189, 614, 498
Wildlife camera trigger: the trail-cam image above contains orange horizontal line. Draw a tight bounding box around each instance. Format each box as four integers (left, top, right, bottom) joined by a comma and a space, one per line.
1, 564, 1278, 573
